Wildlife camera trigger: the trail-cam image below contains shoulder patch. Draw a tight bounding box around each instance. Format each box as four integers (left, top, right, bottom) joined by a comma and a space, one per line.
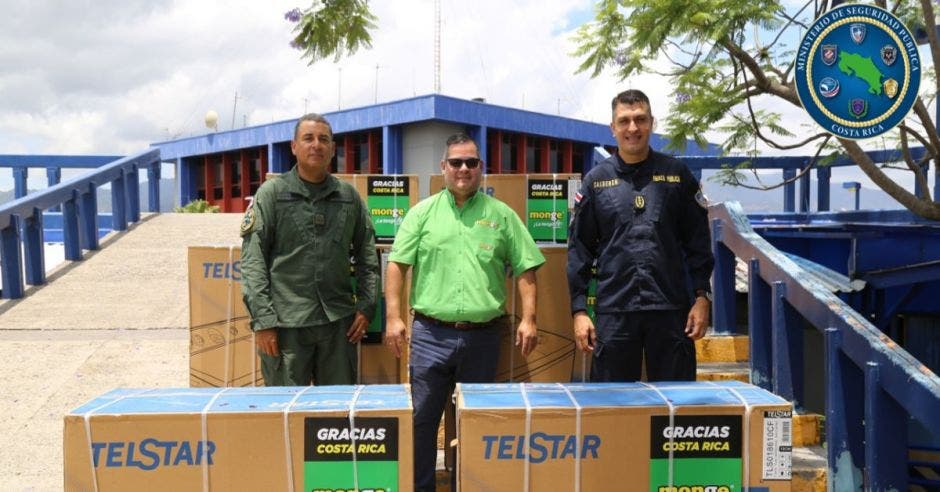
240, 207, 257, 236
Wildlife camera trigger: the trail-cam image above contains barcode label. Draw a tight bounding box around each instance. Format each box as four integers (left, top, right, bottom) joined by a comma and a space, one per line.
762, 409, 792, 480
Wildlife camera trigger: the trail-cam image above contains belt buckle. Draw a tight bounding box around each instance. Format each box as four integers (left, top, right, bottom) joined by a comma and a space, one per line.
454, 321, 470, 330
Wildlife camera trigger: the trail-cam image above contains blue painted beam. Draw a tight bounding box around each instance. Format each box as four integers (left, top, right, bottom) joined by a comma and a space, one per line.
783, 169, 796, 212
817, 167, 831, 211
0, 155, 123, 168
683, 146, 926, 170
711, 218, 736, 334
865, 362, 908, 490
22, 209, 44, 286
62, 197, 81, 261
825, 327, 865, 490
13, 167, 27, 199
748, 259, 772, 390
147, 164, 161, 213
861, 259, 940, 288
0, 216, 23, 299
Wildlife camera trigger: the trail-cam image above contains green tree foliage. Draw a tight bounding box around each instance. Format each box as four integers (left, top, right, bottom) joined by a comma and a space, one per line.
285, 0, 378, 64
574, 0, 940, 219
174, 199, 220, 213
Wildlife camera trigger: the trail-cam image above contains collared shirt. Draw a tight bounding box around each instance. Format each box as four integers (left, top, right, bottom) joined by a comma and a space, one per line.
240, 166, 379, 330
567, 150, 714, 313
389, 189, 545, 323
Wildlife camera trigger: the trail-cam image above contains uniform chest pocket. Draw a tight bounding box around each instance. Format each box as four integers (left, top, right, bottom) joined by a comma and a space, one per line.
323, 198, 354, 245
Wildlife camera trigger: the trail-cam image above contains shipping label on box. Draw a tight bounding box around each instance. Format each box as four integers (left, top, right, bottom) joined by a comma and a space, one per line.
64, 385, 414, 492
456, 381, 792, 492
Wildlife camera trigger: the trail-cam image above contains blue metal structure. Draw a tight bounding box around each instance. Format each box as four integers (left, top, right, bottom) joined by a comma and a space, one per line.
710, 201, 940, 490
0, 154, 124, 200
0, 149, 161, 299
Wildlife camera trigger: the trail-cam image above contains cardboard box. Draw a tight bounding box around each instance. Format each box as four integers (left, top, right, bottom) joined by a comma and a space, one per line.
335, 174, 420, 243
188, 246, 408, 386
64, 385, 414, 491
496, 246, 583, 383
188, 246, 262, 387
456, 381, 792, 491
428, 174, 580, 244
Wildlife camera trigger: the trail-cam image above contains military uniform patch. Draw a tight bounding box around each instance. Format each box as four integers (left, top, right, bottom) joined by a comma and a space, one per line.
240, 207, 256, 236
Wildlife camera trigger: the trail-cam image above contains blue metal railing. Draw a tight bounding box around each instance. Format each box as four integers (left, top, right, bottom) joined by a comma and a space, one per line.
0, 149, 161, 299
709, 201, 940, 490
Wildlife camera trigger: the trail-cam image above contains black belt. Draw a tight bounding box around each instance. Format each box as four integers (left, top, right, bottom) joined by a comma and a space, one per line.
413, 311, 506, 330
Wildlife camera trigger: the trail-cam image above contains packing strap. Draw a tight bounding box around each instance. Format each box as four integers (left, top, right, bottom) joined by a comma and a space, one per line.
709, 382, 753, 491
200, 387, 231, 492
640, 382, 677, 490
347, 385, 366, 491
224, 245, 235, 387
519, 383, 533, 492
283, 386, 315, 491
557, 383, 583, 492
82, 388, 157, 492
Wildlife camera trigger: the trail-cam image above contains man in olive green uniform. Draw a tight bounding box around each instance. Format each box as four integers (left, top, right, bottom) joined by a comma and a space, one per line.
240, 113, 379, 386
384, 132, 545, 491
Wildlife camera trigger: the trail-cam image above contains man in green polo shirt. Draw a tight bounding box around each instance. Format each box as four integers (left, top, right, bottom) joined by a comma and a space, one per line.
384, 132, 545, 491
240, 113, 379, 386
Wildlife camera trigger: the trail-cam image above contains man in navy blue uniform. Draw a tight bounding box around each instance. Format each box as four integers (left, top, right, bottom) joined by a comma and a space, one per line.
567, 89, 714, 382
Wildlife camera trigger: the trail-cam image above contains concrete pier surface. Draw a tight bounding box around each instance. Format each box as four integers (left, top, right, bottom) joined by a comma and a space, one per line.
0, 213, 242, 491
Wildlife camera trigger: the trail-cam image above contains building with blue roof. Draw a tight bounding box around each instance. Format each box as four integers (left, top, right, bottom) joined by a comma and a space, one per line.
152, 94, 718, 212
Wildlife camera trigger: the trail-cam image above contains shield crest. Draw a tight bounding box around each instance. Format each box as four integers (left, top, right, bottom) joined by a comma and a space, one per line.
819, 77, 840, 98
883, 79, 898, 99
821, 44, 838, 66
850, 23, 866, 44
849, 98, 868, 119
880, 45, 897, 66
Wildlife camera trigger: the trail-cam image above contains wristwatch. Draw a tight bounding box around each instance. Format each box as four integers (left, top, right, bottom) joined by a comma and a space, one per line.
695, 289, 713, 302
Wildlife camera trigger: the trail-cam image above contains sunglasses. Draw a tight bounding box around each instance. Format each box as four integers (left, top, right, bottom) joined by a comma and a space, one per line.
446, 157, 481, 169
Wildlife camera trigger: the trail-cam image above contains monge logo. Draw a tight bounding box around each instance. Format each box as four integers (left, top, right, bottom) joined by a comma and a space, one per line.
794, 4, 921, 139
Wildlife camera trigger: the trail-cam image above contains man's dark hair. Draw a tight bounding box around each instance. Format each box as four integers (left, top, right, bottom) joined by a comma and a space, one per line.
293, 113, 333, 140
442, 132, 479, 160
611, 89, 651, 112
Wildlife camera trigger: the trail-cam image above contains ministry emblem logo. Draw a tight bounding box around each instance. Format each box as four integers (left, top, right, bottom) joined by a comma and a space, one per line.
794, 4, 921, 139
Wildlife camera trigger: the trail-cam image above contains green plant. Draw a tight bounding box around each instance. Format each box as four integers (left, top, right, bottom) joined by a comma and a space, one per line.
174, 199, 220, 213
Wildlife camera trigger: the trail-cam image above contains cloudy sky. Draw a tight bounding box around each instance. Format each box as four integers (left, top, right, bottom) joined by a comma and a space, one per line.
0, 0, 934, 201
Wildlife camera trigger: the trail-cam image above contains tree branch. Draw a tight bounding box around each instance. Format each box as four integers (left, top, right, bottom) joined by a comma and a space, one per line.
922, 0, 940, 95
839, 138, 940, 219
899, 126, 931, 199
720, 38, 799, 105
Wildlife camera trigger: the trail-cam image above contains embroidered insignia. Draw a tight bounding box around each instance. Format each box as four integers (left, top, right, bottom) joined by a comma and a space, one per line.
634, 195, 645, 210
239, 208, 256, 236
821, 44, 838, 66
849, 98, 868, 119
883, 78, 898, 99
819, 77, 840, 98
880, 45, 897, 66
850, 23, 866, 44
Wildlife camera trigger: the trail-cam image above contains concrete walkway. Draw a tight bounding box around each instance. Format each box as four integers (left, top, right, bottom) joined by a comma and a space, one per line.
0, 213, 243, 491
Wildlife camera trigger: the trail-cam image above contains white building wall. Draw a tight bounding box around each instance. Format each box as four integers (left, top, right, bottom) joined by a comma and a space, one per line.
402, 121, 465, 198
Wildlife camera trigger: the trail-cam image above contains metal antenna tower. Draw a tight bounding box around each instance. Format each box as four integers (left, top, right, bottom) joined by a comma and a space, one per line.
434, 0, 441, 93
